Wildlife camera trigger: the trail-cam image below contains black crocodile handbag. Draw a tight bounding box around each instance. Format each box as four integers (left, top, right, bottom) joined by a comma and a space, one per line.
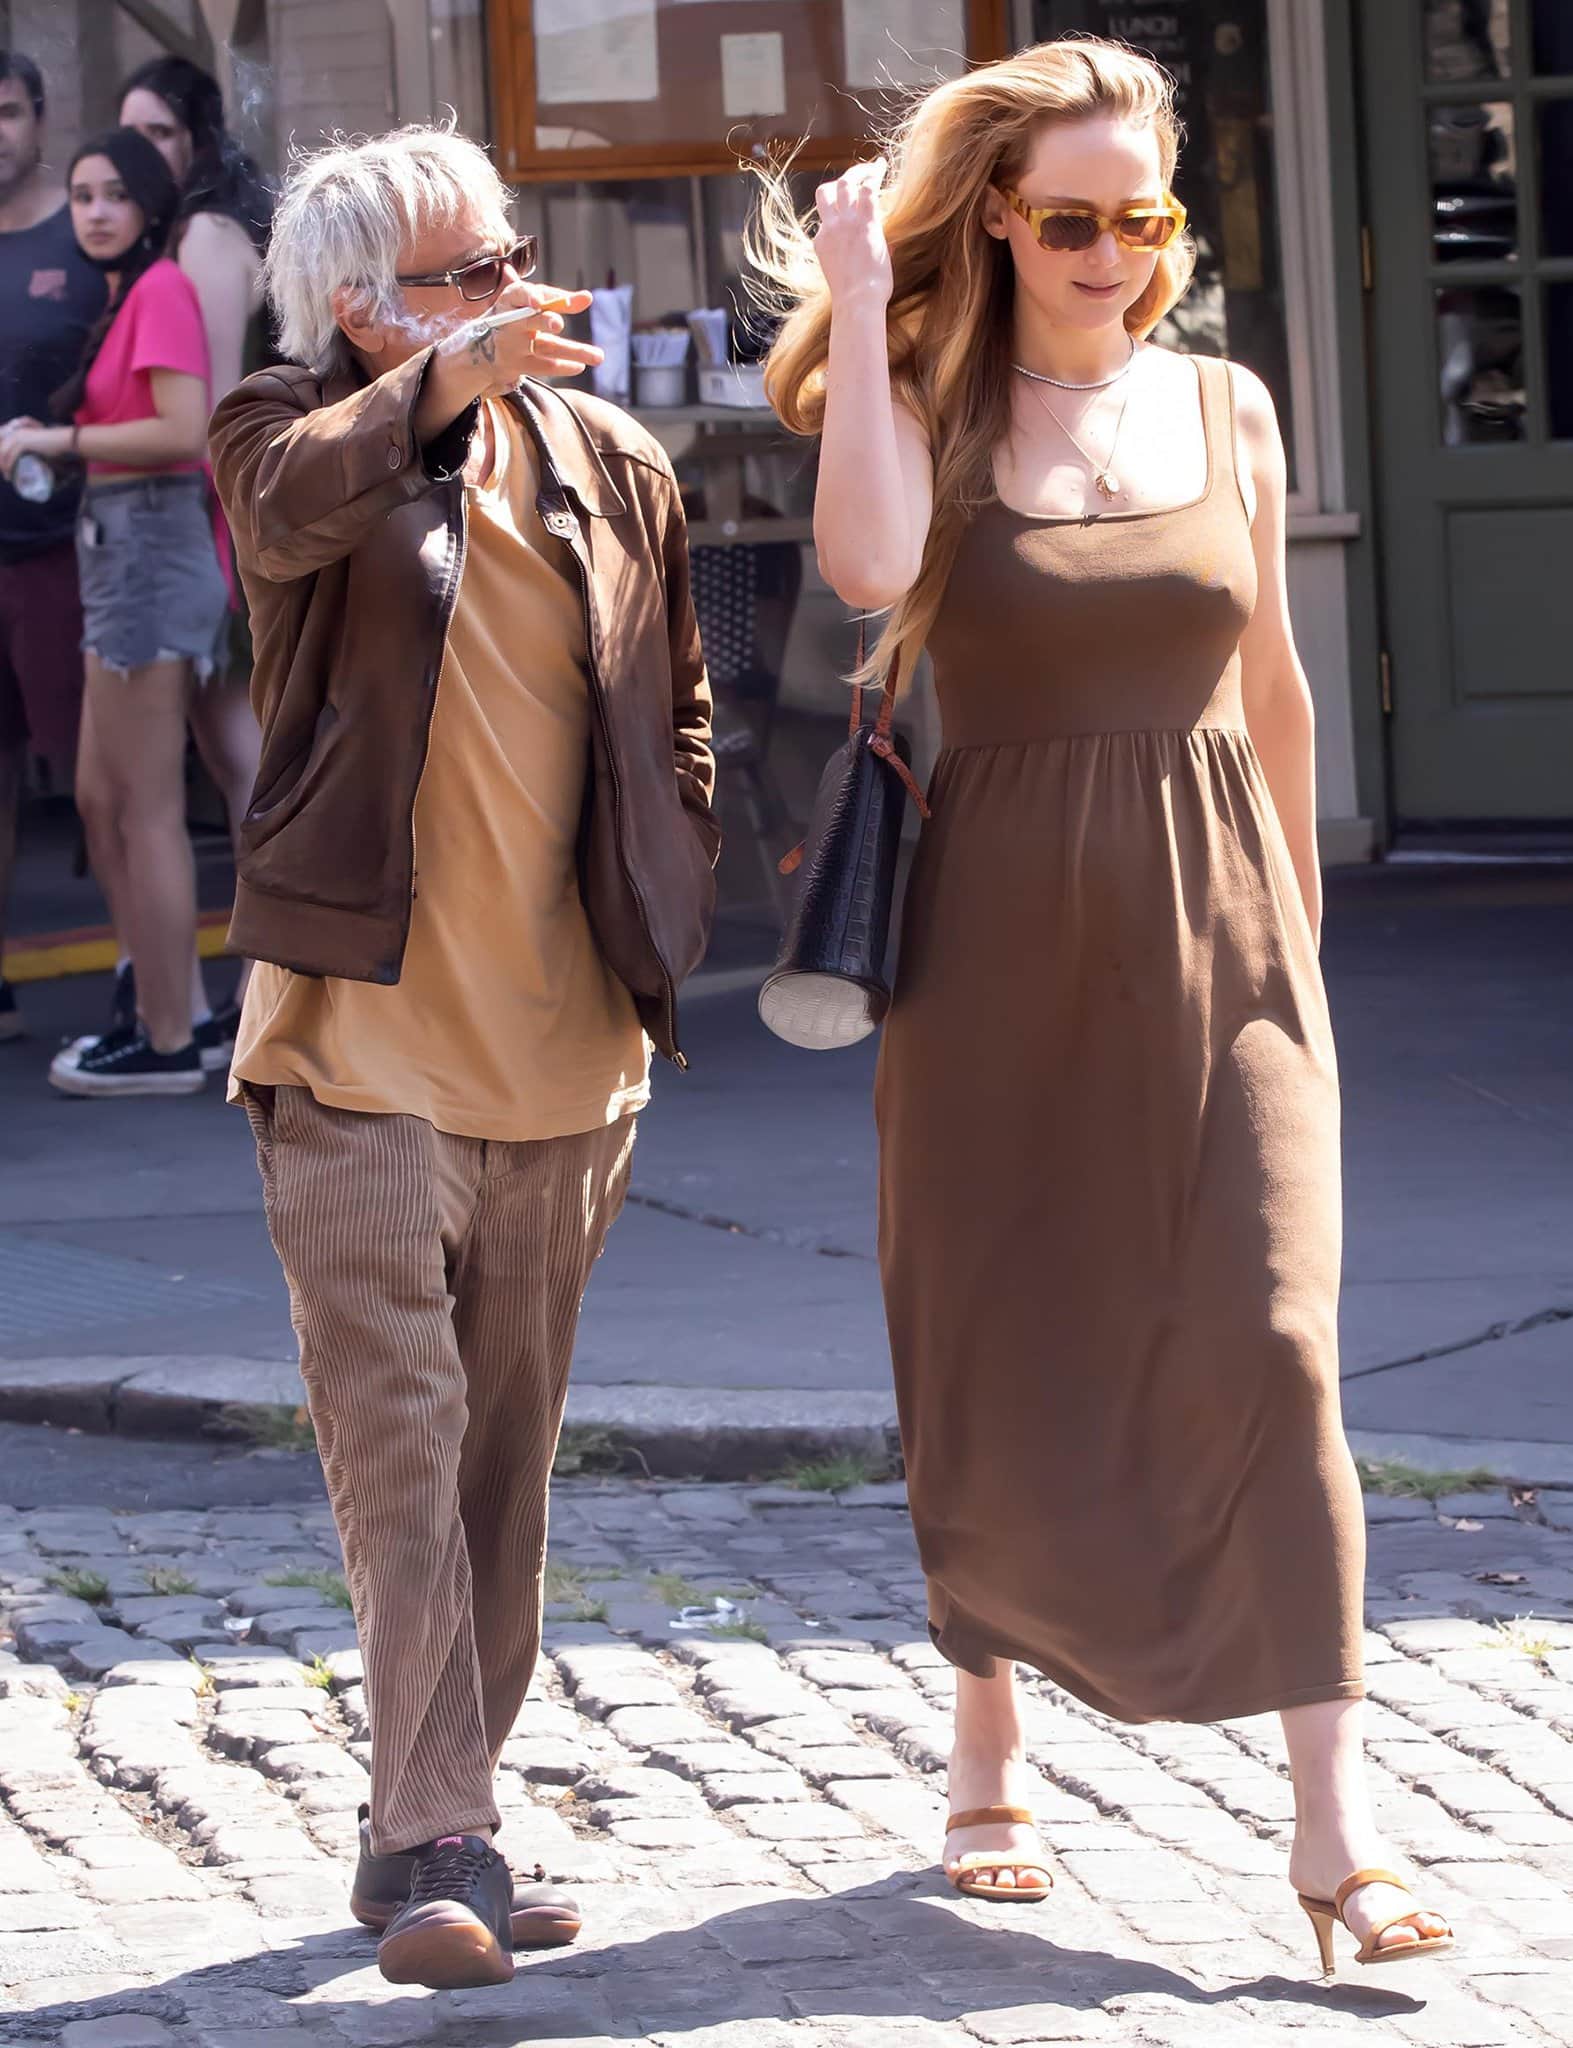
757, 629, 930, 1050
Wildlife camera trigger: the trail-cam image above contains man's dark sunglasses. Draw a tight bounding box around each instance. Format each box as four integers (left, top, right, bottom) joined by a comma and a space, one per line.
395, 234, 539, 302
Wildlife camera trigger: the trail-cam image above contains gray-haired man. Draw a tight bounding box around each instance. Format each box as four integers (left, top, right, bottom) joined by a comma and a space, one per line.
210, 127, 717, 1990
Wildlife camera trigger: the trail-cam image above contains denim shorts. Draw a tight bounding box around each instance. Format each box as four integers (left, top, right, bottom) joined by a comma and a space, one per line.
76, 473, 230, 679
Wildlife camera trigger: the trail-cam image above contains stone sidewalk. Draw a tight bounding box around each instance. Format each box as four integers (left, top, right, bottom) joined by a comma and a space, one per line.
2, 1477, 1573, 2048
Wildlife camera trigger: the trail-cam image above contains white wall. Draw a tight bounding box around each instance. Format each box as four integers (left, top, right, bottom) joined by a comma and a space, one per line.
1287, 535, 1372, 862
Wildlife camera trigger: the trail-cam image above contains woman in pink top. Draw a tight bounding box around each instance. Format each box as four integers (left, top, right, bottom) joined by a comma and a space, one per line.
0, 128, 227, 1094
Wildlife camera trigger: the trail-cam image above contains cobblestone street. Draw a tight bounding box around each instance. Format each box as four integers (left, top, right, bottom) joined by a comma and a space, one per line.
3, 1475, 1573, 2047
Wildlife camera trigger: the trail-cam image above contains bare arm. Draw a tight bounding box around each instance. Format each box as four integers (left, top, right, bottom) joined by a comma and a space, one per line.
178, 210, 261, 404
809, 162, 933, 610
0, 368, 208, 474
1232, 362, 1323, 943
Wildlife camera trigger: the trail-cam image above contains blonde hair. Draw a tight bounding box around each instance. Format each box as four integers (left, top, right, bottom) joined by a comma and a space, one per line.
750, 37, 1194, 686
266, 122, 514, 378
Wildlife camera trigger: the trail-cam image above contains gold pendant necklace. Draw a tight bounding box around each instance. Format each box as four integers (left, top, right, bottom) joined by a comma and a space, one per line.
1024, 378, 1133, 501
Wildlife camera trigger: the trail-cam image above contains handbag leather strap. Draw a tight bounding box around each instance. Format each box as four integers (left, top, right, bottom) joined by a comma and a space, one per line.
779, 623, 931, 877
849, 625, 932, 819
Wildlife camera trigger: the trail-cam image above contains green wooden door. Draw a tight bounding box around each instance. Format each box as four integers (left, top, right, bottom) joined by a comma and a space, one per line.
1360, 0, 1573, 824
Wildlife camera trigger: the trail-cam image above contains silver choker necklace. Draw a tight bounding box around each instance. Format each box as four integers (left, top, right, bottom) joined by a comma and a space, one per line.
1012, 339, 1137, 392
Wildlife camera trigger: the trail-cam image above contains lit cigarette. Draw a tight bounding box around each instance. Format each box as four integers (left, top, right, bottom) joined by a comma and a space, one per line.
479, 295, 575, 329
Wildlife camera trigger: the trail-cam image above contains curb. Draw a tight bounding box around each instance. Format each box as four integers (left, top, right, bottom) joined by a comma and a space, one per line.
0, 1357, 900, 1483
3, 1359, 1570, 1490
1346, 1428, 1573, 1492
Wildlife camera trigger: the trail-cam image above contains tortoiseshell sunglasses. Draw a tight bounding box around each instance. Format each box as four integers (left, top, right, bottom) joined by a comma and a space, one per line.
395, 234, 539, 300
997, 188, 1188, 253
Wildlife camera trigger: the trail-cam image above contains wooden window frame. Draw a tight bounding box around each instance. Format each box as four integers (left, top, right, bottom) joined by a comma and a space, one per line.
489, 0, 1010, 182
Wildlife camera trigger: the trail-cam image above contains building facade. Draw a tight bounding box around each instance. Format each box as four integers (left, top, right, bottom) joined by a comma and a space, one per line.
13, 0, 1569, 855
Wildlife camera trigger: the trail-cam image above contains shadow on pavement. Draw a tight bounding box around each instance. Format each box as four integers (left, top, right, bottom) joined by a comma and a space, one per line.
2, 1873, 1429, 2044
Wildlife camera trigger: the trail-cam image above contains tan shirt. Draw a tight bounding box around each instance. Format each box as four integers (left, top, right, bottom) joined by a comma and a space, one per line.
230, 400, 651, 1141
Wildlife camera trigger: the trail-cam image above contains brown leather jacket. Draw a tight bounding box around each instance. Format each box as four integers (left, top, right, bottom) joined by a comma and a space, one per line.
209, 350, 718, 1065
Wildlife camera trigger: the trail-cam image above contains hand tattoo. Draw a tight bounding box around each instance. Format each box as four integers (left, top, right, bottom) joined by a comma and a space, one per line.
468, 325, 498, 366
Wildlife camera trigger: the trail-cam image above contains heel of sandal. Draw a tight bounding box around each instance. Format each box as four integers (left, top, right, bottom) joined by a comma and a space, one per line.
1297, 1895, 1338, 1976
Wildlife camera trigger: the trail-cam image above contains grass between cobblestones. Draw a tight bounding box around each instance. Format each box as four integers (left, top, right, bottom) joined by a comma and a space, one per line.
263, 1566, 352, 1608
141, 1566, 197, 1596
543, 1560, 611, 1622
45, 1568, 110, 1605
1485, 1617, 1560, 1669
645, 1571, 757, 1609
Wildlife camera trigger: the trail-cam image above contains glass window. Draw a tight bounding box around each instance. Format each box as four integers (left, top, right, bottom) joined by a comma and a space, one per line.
1424, 0, 1511, 83
1532, 2, 1573, 77
1436, 285, 1525, 443
1031, 0, 1296, 481
1546, 284, 1573, 439
1539, 99, 1573, 257
431, 0, 491, 140
1429, 101, 1517, 263
507, 0, 973, 175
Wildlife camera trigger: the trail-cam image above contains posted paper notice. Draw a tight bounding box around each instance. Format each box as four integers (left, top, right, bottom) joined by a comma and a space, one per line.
841, 0, 967, 88
722, 31, 787, 118
536, 0, 659, 105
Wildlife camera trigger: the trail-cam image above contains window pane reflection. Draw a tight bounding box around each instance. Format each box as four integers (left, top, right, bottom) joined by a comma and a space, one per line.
1430, 101, 1517, 261
1532, 2, 1573, 76
1540, 101, 1573, 255
1032, 0, 1295, 482
1425, 0, 1511, 82
1437, 287, 1525, 442
1547, 286, 1573, 439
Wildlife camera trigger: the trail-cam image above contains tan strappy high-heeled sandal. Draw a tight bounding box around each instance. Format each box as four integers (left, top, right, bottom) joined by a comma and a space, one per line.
944, 1803, 1054, 1904
1297, 1866, 1455, 1972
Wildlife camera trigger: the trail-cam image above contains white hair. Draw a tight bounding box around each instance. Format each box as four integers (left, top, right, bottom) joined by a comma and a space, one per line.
264, 122, 514, 378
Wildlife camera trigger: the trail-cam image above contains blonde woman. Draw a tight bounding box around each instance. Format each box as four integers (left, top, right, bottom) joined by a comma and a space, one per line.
755, 39, 1454, 1971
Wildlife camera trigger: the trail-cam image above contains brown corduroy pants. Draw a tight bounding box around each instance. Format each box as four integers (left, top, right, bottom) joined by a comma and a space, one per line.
242, 1083, 634, 1856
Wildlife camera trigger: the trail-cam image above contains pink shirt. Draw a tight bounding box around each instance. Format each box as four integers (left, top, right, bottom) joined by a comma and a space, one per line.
77, 258, 210, 475
77, 256, 235, 604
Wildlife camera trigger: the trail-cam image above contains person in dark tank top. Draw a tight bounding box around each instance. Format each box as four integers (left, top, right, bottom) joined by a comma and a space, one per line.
0, 47, 106, 1042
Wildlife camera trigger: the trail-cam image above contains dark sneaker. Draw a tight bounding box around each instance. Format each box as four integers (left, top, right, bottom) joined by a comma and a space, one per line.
376, 1833, 514, 1989
350, 1808, 579, 1945
62, 961, 138, 1063
0, 978, 22, 1042
194, 998, 241, 1074
50, 1028, 205, 1099
50, 1023, 135, 1085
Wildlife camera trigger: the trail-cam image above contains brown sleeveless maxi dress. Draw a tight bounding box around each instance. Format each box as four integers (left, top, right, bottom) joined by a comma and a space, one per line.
875, 355, 1366, 1724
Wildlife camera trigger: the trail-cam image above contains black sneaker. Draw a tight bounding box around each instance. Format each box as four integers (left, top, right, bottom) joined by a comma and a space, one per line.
62, 961, 137, 1063
194, 998, 241, 1074
50, 1027, 205, 1099
50, 1023, 134, 1086
0, 978, 22, 1043
349, 1807, 580, 1945
376, 1833, 514, 1989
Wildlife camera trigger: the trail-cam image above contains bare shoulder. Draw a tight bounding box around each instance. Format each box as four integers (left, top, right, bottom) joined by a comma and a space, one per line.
180, 210, 261, 268
1221, 358, 1282, 449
